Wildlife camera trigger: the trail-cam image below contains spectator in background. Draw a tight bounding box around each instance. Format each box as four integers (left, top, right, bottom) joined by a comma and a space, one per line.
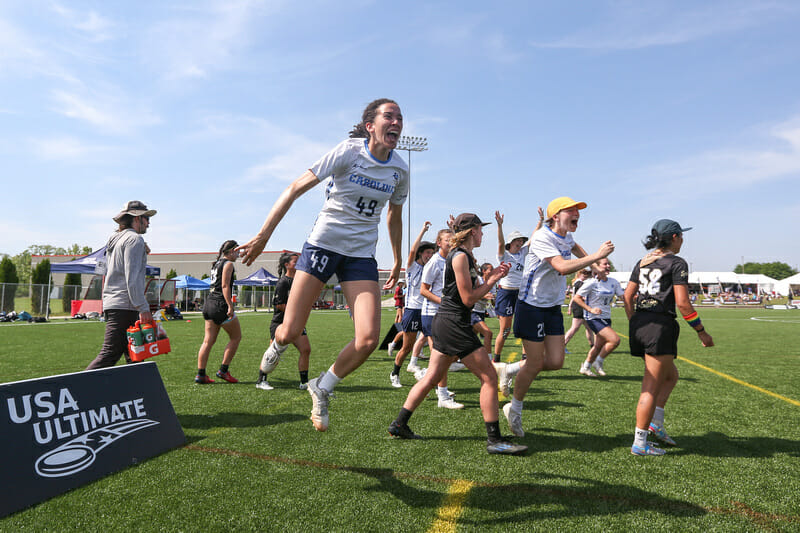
86, 201, 156, 370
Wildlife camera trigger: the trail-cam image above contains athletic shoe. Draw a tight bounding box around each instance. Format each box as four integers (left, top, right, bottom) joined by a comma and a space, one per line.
260, 343, 283, 374
631, 442, 666, 456
502, 403, 524, 437
388, 421, 422, 439
389, 373, 402, 388
194, 374, 214, 384
449, 362, 466, 372
493, 362, 512, 398
387, 342, 396, 358
215, 370, 239, 383
308, 373, 332, 432
298, 382, 308, 390
437, 397, 464, 409
648, 423, 677, 447
564, 348, 571, 354
414, 367, 427, 381
487, 439, 528, 455
579, 364, 596, 377
592, 360, 607, 377
255, 379, 274, 391
406, 363, 421, 374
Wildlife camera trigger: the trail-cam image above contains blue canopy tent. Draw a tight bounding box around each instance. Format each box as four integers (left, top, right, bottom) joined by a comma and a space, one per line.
170, 275, 210, 311
48, 246, 161, 319
234, 268, 278, 310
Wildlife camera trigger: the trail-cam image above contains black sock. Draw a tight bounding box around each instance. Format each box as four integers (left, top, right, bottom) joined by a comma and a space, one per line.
492, 353, 501, 363
486, 420, 502, 442
197, 368, 206, 377
219, 364, 229, 374
299, 370, 309, 384
396, 407, 413, 426
257, 370, 266, 382
392, 364, 401, 376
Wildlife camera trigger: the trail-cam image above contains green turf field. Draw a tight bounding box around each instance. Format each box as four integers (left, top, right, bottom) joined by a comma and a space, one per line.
1, 307, 798, 531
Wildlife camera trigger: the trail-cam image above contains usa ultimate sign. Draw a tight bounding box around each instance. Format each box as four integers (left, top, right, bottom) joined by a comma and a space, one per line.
0, 362, 185, 517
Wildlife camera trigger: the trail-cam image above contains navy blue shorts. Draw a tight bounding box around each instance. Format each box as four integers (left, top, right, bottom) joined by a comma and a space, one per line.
296, 242, 378, 283
586, 318, 612, 334
495, 287, 519, 317
470, 311, 486, 326
513, 301, 564, 342
401, 307, 422, 333
421, 314, 434, 337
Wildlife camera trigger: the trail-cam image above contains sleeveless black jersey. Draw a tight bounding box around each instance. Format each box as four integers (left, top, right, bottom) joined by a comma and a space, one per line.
629, 254, 689, 316
438, 248, 479, 321
208, 259, 232, 294
271, 275, 293, 325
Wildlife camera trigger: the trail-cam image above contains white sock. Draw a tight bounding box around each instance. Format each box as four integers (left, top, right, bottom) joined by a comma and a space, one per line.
511, 397, 523, 413
437, 386, 450, 401
581, 361, 591, 370
318, 365, 342, 392
388, 341, 395, 349
506, 362, 521, 376
594, 356, 605, 366
651, 407, 665, 427
273, 339, 288, 354
409, 356, 418, 366
634, 427, 649, 448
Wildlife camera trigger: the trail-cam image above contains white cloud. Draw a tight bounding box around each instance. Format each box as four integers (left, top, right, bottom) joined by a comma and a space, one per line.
50, 89, 161, 134
29, 136, 114, 160
50, 3, 115, 42
532, 2, 796, 50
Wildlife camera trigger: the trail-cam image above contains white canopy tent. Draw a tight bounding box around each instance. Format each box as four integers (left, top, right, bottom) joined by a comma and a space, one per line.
608, 271, 780, 295
775, 273, 800, 297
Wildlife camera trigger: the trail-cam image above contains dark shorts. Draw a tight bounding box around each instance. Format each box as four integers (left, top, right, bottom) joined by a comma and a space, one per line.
203, 295, 230, 325
269, 320, 307, 340
401, 307, 422, 333
432, 313, 483, 359
470, 311, 486, 326
421, 314, 434, 337
586, 318, 612, 334
570, 303, 584, 319
513, 301, 564, 342
495, 287, 519, 317
629, 312, 679, 358
296, 242, 378, 283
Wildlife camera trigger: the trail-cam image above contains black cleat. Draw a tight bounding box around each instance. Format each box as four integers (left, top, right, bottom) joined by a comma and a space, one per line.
389, 421, 422, 440
486, 439, 527, 455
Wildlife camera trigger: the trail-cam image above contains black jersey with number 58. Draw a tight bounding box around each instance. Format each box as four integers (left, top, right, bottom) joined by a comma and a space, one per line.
629, 255, 689, 316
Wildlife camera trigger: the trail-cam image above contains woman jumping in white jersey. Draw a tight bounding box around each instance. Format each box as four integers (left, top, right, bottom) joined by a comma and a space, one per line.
238, 98, 408, 432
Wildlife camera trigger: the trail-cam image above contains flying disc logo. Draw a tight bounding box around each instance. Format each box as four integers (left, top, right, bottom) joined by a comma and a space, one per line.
5, 387, 158, 478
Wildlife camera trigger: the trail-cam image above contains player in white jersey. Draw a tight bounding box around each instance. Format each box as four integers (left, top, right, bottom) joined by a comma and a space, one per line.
389, 222, 434, 384
495, 197, 614, 438
573, 258, 624, 377
492, 209, 544, 362
238, 99, 408, 432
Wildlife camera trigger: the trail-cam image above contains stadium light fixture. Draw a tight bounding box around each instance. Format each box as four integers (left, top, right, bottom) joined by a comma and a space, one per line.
396, 136, 429, 261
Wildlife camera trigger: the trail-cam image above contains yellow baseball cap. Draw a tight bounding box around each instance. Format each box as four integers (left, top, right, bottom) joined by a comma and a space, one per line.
546, 197, 587, 220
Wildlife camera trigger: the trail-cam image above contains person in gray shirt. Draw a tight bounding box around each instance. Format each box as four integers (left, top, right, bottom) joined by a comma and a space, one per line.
86, 201, 155, 370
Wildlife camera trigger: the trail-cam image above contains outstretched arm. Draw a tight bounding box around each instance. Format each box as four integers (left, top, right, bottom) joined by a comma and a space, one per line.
236, 170, 319, 266
495, 211, 506, 258
406, 221, 431, 268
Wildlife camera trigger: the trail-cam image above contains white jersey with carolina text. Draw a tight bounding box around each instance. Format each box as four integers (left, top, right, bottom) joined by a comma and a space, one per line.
308, 138, 409, 257
577, 276, 623, 320
519, 226, 575, 307
404, 261, 425, 310
421, 251, 446, 316
497, 246, 528, 290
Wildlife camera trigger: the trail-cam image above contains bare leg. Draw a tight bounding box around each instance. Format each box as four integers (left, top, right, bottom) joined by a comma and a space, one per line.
330, 280, 381, 378
219, 317, 242, 365
197, 320, 221, 370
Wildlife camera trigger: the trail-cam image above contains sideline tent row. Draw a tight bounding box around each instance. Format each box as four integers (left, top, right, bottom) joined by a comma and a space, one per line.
608, 271, 788, 295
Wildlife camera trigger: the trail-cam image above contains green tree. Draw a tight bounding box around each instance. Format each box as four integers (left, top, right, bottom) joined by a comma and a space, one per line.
732, 261, 797, 280
30, 259, 51, 316
0, 257, 19, 313
166, 269, 178, 281
63, 272, 83, 313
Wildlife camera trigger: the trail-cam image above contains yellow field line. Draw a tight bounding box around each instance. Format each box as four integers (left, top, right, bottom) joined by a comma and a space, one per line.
427, 479, 475, 533
678, 356, 800, 407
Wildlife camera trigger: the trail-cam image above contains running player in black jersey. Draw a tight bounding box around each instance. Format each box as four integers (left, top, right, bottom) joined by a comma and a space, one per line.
388, 213, 527, 455
624, 219, 714, 456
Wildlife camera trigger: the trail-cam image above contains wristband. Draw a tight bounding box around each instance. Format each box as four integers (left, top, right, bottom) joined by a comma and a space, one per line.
682, 311, 702, 329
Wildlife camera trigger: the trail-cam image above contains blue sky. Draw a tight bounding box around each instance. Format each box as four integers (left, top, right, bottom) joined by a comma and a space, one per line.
2, 1, 799, 274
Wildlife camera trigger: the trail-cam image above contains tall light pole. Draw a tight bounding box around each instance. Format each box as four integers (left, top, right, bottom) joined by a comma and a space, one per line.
396, 136, 428, 258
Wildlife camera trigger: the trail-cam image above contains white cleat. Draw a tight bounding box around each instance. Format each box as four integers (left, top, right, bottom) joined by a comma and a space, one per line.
503, 403, 525, 437
387, 342, 396, 358
579, 365, 596, 377
493, 362, 512, 398
255, 379, 274, 391
449, 362, 466, 372
389, 373, 402, 388
437, 397, 464, 409
592, 360, 607, 376
406, 363, 421, 374
308, 373, 331, 432
414, 367, 428, 381
260, 343, 283, 374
